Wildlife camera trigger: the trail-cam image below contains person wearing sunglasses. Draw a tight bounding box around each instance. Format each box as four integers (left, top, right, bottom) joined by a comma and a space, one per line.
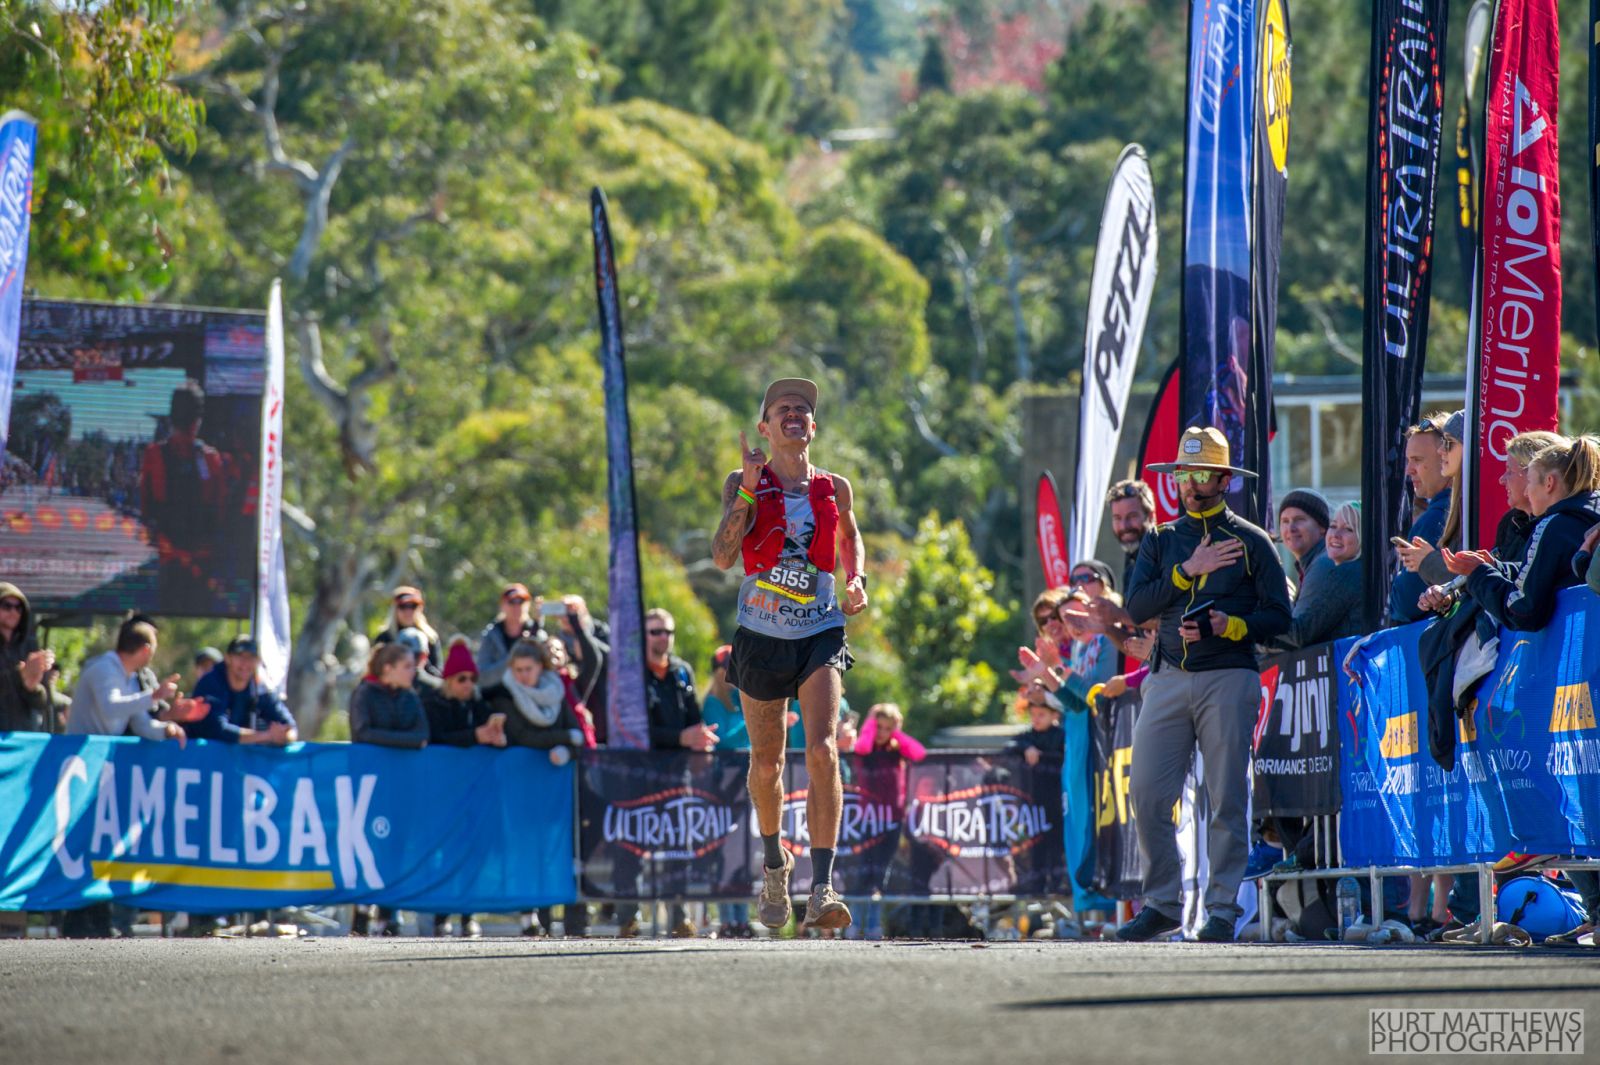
0, 583, 53, 734
373, 585, 443, 678
1117, 427, 1291, 944
710, 378, 867, 935
475, 582, 543, 690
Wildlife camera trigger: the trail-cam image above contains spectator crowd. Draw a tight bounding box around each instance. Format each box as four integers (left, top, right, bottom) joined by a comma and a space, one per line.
4, 415, 1600, 945
1010, 416, 1600, 945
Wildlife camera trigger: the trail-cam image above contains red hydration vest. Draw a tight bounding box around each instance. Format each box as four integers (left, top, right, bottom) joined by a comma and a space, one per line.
741, 466, 838, 576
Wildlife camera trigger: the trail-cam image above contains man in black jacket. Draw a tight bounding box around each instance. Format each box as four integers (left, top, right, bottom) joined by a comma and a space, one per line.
644, 608, 717, 752
1116, 427, 1292, 943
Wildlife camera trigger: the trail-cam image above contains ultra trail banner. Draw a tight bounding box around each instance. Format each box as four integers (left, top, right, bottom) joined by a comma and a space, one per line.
0, 735, 576, 913
1453, 0, 1492, 306
1070, 145, 1158, 566
1181, 0, 1258, 522
1359, 0, 1449, 630
591, 188, 649, 749
1339, 590, 1600, 867
1466, 0, 1561, 550
577, 751, 755, 900
0, 111, 35, 455
1249, 0, 1290, 524
1035, 472, 1071, 589
577, 751, 1063, 899
1137, 356, 1182, 525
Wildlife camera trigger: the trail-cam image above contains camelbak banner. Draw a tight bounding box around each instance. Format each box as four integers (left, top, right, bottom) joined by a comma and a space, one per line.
1035, 471, 1071, 589
0, 736, 576, 913
1071, 145, 1157, 566
1181, 0, 1258, 521
1360, 0, 1449, 630
591, 188, 649, 749
1468, 0, 1561, 550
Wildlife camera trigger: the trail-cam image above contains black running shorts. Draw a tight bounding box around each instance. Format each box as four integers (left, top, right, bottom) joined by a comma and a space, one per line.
726, 625, 853, 703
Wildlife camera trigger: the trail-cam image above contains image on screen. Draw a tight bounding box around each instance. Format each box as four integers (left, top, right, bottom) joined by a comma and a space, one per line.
0, 299, 267, 619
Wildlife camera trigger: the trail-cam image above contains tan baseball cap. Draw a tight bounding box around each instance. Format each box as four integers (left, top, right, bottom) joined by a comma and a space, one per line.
759, 378, 819, 422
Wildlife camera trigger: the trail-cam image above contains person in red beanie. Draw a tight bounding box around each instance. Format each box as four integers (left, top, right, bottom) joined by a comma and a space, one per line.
421, 638, 504, 937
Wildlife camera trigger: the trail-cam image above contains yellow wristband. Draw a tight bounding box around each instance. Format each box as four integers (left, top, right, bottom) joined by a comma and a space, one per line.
1221, 615, 1248, 642
1172, 565, 1193, 590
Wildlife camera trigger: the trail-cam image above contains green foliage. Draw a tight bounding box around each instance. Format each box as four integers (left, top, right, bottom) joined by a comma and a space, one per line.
881, 514, 1011, 733
0, 0, 202, 296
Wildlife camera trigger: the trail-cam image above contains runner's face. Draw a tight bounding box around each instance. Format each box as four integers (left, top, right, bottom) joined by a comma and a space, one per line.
761, 397, 815, 449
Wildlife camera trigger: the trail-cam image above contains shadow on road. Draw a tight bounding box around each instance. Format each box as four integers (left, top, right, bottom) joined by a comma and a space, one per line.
370, 948, 747, 964
1005, 983, 1600, 1011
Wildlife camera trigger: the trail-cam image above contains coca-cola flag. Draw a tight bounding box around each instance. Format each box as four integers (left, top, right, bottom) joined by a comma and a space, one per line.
1467, 0, 1561, 549
1137, 357, 1183, 524
1035, 471, 1071, 589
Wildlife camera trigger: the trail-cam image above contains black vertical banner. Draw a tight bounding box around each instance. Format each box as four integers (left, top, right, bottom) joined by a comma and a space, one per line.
1360, 0, 1450, 632
1250, 0, 1290, 525
1591, 0, 1600, 339
1091, 693, 1142, 900
1452, 0, 1492, 306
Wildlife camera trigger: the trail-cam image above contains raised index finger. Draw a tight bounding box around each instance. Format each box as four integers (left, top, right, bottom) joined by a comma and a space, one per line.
739, 430, 749, 455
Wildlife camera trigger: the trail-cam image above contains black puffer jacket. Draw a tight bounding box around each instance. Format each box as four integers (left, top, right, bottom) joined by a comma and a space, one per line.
1465, 491, 1600, 631
1126, 504, 1292, 672
0, 582, 48, 732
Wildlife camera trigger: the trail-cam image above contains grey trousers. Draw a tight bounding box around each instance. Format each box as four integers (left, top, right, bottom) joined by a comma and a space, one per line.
1130, 666, 1258, 924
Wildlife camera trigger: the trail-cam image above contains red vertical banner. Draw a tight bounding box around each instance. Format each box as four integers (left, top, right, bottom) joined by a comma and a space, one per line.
1138, 358, 1183, 525
1470, 0, 1561, 548
1035, 472, 1071, 589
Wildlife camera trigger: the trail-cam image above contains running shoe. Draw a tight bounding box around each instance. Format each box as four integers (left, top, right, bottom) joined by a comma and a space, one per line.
803, 885, 852, 931
756, 849, 795, 929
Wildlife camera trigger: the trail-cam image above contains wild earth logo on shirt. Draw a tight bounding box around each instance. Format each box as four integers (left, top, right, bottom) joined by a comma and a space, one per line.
908, 784, 1053, 858
602, 786, 740, 860
52, 759, 382, 891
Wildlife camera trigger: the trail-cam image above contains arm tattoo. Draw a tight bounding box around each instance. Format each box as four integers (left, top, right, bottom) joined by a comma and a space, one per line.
711, 475, 752, 569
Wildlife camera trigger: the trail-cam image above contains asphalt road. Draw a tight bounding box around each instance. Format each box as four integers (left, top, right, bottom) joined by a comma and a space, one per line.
4, 937, 1598, 1065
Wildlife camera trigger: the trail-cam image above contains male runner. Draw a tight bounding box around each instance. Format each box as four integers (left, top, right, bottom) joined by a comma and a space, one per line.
712, 378, 868, 931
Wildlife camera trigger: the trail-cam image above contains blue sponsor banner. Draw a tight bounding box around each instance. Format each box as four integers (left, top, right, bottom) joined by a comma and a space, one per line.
0, 734, 575, 913
0, 111, 37, 454
1181, 0, 1257, 517
1339, 589, 1600, 867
